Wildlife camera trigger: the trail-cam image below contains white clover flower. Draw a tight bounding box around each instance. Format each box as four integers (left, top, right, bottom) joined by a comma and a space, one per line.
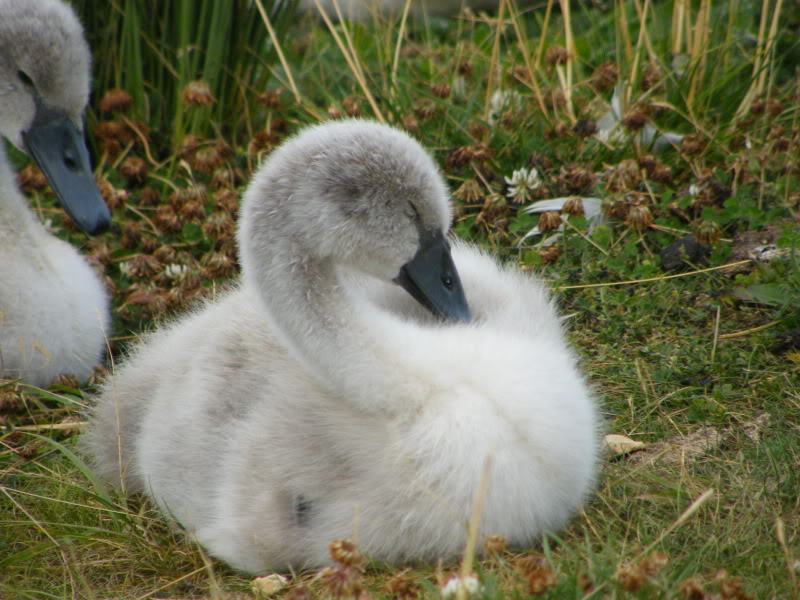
489, 89, 522, 125
164, 263, 189, 280
688, 183, 701, 196
440, 574, 481, 598
505, 167, 542, 203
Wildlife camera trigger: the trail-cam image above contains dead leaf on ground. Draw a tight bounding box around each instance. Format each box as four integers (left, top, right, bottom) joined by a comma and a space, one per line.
625, 413, 771, 466
628, 427, 723, 466
741, 412, 770, 443
604, 434, 646, 456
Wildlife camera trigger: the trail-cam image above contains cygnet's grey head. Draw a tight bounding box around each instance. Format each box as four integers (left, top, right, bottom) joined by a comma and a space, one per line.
239, 119, 471, 322
0, 0, 109, 234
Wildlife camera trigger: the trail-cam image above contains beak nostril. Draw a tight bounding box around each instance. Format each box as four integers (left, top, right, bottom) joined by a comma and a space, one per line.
441, 275, 454, 290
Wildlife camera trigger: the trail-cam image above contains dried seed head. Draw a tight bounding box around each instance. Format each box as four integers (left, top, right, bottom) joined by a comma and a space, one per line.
483, 535, 506, 555
454, 179, 484, 204
181, 80, 216, 107
17, 164, 47, 191
320, 566, 363, 599
94, 120, 129, 141
383, 571, 420, 599
256, 89, 282, 109
431, 82, 451, 98
679, 577, 705, 600
191, 146, 220, 173
606, 159, 642, 192
638, 153, 657, 172
528, 152, 552, 172
95, 175, 125, 210
716, 570, 752, 600
546, 121, 571, 139
526, 565, 557, 594
413, 97, 437, 120
749, 99, 765, 116
214, 189, 240, 215
545, 45, 569, 66
622, 110, 648, 131
560, 163, 594, 193
538, 211, 562, 232
592, 60, 618, 92
127, 254, 162, 280
120, 221, 142, 249
624, 203, 653, 230
251, 130, 280, 153
153, 244, 178, 264
203, 251, 237, 279
98, 88, 133, 112
616, 563, 646, 592
651, 162, 673, 185
577, 573, 593, 593
210, 167, 235, 189
641, 61, 662, 91
125, 285, 169, 318
203, 210, 235, 240
180, 134, 203, 156
639, 552, 668, 576
456, 59, 473, 76
562, 196, 585, 216
402, 114, 419, 133
88, 239, 112, 265
284, 583, 313, 600
328, 105, 342, 120
507, 64, 530, 84
138, 187, 161, 207
544, 89, 567, 111
180, 199, 206, 222
140, 234, 160, 254
342, 96, 361, 117
573, 118, 597, 138
119, 155, 149, 184
154, 204, 182, 234
446, 144, 492, 169
681, 134, 707, 156
694, 220, 722, 244
767, 99, 784, 117
329, 539, 362, 567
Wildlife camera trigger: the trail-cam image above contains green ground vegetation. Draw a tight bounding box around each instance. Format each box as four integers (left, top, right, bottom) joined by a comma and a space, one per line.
1, 0, 799, 598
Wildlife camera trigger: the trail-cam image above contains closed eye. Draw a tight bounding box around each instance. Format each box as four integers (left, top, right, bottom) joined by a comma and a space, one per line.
407, 202, 420, 222
17, 70, 34, 88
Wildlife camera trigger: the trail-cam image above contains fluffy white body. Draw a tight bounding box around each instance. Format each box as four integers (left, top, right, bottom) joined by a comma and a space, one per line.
0, 0, 109, 385
83, 120, 598, 574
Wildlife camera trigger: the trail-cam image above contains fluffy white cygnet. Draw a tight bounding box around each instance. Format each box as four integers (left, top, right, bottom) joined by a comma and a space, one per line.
83, 119, 599, 573
0, 0, 111, 386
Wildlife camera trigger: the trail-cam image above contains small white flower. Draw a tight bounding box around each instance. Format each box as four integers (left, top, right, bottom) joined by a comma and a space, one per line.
441, 574, 481, 598
688, 183, 701, 196
164, 263, 189, 280
489, 89, 522, 125
505, 167, 542, 203
119, 261, 132, 277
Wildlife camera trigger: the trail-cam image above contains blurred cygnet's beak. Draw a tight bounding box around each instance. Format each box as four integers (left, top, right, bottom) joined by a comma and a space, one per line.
394, 228, 472, 323
22, 102, 110, 235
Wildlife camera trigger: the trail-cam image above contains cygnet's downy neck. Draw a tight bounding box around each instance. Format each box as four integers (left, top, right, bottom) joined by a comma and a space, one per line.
0, 142, 41, 234
241, 215, 470, 415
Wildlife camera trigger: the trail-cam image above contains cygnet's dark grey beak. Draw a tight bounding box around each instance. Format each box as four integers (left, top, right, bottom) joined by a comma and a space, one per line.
394, 228, 472, 323
22, 101, 111, 235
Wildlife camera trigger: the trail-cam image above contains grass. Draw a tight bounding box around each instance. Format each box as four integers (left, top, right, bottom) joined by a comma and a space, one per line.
2, 0, 800, 597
